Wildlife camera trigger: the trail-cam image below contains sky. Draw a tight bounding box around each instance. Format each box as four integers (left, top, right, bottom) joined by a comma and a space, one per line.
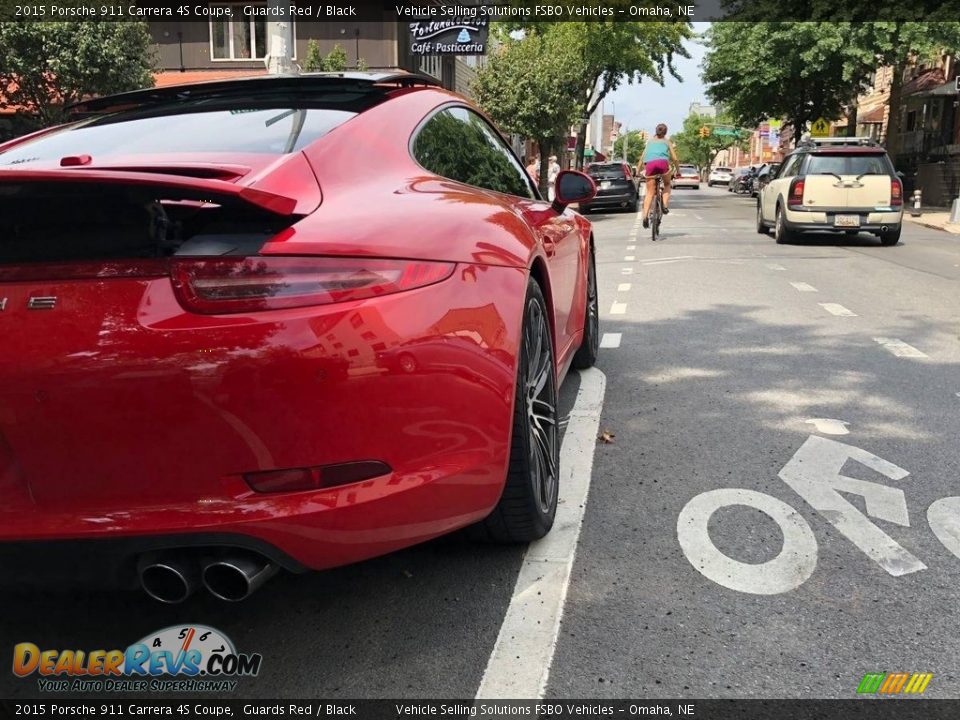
604, 22, 711, 138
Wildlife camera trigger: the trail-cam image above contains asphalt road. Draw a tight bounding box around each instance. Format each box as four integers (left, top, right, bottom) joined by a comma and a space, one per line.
3, 186, 959, 700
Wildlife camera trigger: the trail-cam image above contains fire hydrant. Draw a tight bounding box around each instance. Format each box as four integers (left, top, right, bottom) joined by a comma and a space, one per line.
910, 189, 922, 217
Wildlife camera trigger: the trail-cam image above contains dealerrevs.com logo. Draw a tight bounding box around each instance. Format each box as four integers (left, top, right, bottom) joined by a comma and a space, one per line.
13, 625, 261, 693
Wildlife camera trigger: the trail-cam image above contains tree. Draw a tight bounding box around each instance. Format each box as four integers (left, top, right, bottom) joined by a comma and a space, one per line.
702, 23, 855, 139
472, 31, 583, 196
612, 130, 646, 166
0, 22, 155, 127
672, 111, 747, 174
505, 20, 693, 169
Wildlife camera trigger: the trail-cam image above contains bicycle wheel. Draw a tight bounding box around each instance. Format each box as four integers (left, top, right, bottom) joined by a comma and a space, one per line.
650, 194, 661, 242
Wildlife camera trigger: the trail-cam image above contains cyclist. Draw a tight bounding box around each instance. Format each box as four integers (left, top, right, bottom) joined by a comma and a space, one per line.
638, 123, 680, 228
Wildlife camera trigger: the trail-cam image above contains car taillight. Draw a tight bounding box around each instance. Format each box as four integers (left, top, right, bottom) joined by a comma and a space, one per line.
171, 256, 455, 314
788, 177, 805, 208
891, 178, 903, 207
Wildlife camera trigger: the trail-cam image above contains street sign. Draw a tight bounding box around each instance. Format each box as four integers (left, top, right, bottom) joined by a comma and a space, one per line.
810, 117, 831, 137
713, 128, 739, 137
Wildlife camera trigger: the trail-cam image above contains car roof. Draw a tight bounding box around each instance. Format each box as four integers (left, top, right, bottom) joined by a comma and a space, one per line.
68, 72, 442, 115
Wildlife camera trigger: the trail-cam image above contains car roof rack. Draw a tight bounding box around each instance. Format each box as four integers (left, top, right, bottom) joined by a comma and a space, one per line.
796, 136, 879, 150
68, 71, 442, 114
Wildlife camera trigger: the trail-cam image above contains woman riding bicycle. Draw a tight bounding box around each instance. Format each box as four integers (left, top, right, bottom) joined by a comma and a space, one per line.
638, 123, 680, 229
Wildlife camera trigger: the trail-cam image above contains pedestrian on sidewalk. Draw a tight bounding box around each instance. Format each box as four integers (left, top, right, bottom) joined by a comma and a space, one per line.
526, 156, 540, 186
547, 155, 561, 201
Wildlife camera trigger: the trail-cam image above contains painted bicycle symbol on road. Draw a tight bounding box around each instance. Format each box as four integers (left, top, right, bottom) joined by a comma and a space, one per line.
677, 434, 960, 595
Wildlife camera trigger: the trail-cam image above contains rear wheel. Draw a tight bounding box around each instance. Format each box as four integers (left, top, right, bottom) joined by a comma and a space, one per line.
480, 279, 559, 542
879, 226, 901, 246
572, 245, 599, 369
756, 201, 769, 235
775, 205, 794, 244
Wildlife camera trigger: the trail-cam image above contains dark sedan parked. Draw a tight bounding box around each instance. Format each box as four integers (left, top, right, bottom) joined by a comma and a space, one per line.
752, 162, 781, 197
580, 162, 639, 213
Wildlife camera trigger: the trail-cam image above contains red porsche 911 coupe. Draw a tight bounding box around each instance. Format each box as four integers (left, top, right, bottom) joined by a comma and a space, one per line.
0, 72, 599, 602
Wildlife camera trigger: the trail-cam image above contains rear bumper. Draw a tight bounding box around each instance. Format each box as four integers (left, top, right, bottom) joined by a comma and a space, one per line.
585, 190, 637, 207
0, 264, 526, 571
784, 207, 903, 231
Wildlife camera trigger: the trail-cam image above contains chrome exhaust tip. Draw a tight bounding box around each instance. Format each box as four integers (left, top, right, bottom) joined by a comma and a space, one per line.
881, 225, 888, 233
138, 556, 200, 604
203, 554, 277, 602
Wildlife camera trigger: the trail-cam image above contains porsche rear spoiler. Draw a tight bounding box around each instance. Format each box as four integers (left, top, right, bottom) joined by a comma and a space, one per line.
0, 167, 304, 216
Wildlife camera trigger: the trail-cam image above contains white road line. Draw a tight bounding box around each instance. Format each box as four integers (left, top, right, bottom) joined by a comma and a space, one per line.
693, 214, 703, 221
621, 268, 634, 275
609, 302, 627, 315
790, 282, 818, 293
624, 256, 635, 262
767, 264, 786, 271
819, 303, 857, 317
599, 333, 622, 348
617, 283, 632, 292
477, 368, 607, 699
626, 245, 636, 250
873, 338, 929, 359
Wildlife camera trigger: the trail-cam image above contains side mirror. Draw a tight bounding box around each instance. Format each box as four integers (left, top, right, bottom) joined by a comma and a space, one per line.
554, 170, 596, 211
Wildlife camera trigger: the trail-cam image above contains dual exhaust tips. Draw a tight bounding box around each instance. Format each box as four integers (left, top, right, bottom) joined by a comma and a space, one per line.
139, 552, 277, 603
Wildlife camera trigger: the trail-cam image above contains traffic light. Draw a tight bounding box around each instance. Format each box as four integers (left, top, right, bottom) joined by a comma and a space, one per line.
699, 126, 711, 138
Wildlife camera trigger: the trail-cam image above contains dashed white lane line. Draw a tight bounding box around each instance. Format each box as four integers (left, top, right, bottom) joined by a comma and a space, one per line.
617, 283, 632, 292
874, 338, 929, 359
626, 245, 636, 250
609, 302, 627, 315
767, 264, 786, 271
693, 214, 703, 221
790, 282, 818, 292
819, 303, 858, 317
624, 256, 635, 262
621, 268, 634, 275
476, 368, 606, 700
599, 333, 622, 348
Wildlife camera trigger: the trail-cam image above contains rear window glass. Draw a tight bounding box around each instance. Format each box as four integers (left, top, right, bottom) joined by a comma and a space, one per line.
588, 164, 626, 177
0, 107, 355, 165
714, 167, 732, 172
679, 165, 697, 173
805, 154, 892, 176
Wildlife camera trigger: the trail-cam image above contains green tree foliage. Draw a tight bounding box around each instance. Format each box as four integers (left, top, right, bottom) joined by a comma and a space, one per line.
501, 19, 693, 169
0, 22, 154, 126
612, 130, 646, 166
472, 30, 583, 195
672, 111, 747, 172
302, 41, 351, 72
703, 21, 960, 157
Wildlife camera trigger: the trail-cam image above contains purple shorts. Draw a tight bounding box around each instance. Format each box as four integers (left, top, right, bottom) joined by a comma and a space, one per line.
645, 159, 670, 176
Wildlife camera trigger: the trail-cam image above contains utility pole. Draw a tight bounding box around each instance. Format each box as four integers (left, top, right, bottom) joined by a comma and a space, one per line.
265, 0, 294, 75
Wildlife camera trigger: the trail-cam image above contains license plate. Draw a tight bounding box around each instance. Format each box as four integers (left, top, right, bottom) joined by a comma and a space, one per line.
834, 214, 860, 228
600, 181, 611, 190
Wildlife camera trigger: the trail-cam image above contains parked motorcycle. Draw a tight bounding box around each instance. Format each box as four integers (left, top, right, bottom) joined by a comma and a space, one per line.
731, 169, 757, 195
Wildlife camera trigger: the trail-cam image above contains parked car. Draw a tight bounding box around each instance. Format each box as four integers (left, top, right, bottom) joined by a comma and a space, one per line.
0, 72, 601, 602
581, 161, 639, 213
752, 162, 781, 197
756, 137, 903, 246
708, 166, 733, 186
673, 164, 701, 189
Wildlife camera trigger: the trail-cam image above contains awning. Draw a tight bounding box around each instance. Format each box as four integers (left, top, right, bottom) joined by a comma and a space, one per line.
859, 106, 886, 124
919, 79, 959, 97
902, 68, 945, 96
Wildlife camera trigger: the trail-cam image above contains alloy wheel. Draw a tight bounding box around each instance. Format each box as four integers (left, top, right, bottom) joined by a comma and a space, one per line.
523, 298, 559, 514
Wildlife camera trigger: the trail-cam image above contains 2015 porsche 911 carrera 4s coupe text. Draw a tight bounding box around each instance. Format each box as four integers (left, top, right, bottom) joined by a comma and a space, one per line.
0, 73, 600, 602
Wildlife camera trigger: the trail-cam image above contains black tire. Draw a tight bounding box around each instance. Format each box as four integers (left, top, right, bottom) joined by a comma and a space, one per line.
756, 201, 769, 235
572, 245, 599, 369
480, 279, 559, 542
774, 204, 794, 244
880, 226, 901, 246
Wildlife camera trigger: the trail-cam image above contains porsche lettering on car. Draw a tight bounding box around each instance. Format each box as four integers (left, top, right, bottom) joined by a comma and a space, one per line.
0, 73, 600, 602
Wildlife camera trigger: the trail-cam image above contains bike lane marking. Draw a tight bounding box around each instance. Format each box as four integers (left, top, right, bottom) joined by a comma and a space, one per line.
476, 368, 606, 700
873, 338, 929, 359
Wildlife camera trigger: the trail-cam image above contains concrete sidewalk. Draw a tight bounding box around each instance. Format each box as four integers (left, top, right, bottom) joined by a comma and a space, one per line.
903, 209, 960, 235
